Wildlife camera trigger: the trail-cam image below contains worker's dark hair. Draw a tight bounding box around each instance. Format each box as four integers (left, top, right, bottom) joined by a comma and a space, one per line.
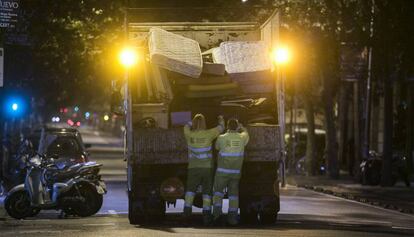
227, 119, 239, 131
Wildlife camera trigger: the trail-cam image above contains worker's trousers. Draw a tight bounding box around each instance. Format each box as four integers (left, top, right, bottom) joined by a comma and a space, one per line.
184, 168, 213, 213
212, 174, 240, 219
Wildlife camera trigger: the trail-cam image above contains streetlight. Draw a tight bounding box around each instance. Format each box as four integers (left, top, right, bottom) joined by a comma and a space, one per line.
104, 115, 110, 121
272, 46, 292, 188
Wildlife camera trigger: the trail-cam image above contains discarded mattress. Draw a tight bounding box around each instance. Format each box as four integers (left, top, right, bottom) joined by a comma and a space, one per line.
185, 82, 239, 98
218, 41, 272, 73
150, 64, 174, 102
148, 28, 203, 78
212, 47, 225, 64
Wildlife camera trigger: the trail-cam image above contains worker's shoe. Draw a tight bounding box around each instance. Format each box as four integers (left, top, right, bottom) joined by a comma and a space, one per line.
202, 210, 212, 226
227, 212, 239, 226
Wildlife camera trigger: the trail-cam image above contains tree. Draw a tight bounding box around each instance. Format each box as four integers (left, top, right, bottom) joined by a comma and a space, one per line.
20, 0, 124, 114
274, 0, 371, 177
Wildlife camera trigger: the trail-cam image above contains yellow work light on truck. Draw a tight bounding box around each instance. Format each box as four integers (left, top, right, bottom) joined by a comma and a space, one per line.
119, 47, 138, 69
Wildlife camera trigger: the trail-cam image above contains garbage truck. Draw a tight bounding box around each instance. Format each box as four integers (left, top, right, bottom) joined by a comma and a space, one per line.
114, 8, 285, 224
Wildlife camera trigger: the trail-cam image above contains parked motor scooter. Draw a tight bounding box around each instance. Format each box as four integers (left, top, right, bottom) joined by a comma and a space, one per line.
4, 153, 107, 219
359, 151, 410, 186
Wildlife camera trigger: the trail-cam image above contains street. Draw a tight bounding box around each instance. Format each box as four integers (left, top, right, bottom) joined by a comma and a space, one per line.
1, 128, 413, 236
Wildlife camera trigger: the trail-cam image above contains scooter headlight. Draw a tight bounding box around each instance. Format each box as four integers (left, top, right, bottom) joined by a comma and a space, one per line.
29, 155, 42, 166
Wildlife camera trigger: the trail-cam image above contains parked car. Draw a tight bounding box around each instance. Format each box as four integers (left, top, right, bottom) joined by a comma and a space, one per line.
37, 127, 91, 165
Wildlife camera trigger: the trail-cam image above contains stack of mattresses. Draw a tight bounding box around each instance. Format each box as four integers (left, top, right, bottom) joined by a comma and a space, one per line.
134, 125, 281, 164
149, 28, 203, 78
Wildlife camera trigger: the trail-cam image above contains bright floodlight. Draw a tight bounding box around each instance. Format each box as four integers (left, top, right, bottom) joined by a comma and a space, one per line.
119, 47, 138, 68
12, 103, 18, 111
104, 115, 110, 121
272, 47, 291, 65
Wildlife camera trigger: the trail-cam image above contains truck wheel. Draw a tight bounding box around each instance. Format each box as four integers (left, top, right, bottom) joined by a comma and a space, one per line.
145, 197, 166, 223
128, 192, 146, 225
259, 212, 277, 224
240, 197, 258, 225
258, 195, 279, 225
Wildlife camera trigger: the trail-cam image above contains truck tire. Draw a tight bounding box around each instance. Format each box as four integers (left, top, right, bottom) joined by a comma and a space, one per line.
240, 196, 258, 225
145, 196, 166, 223
259, 195, 279, 225
128, 192, 146, 225
259, 212, 278, 224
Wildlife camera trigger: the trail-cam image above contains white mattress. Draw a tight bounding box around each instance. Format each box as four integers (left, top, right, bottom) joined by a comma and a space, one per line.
212, 47, 225, 64
148, 28, 203, 78
218, 41, 272, 73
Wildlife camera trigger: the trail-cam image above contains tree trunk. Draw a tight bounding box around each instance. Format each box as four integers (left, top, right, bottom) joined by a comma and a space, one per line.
338, 82, 350, 170
304, 97, 317, 175
381, 71, 393, 186
322, 72, 339, 179
406, 83, 414, 173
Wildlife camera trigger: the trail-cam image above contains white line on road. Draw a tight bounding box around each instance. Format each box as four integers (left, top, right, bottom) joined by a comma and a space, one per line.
298, 185, 414, 219
392, 226, 414, 230
108, 210, 118, 215
83, 223, 116, 226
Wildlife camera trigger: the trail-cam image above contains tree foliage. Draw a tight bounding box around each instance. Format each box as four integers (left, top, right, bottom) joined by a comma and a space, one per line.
22, 0, 124, 112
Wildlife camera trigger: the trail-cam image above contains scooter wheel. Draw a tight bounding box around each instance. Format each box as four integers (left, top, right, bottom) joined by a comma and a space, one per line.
4, 190, 34, 219
72, 183, 103, 217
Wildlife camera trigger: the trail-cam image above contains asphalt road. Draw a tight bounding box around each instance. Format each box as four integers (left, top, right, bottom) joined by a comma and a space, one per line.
1, 127, 414, 236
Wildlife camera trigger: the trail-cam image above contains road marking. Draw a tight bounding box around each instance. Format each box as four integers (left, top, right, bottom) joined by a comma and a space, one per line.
392, 226, 414, 230
83, 223, 116, 226
298, 186, 414, 219
108, 210, 117, 215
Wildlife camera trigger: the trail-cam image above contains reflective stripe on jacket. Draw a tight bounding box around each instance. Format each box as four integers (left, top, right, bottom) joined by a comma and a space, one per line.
184, 124, 223, 169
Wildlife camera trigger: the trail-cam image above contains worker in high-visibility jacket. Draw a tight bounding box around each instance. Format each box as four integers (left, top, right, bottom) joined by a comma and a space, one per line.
212, 119, 249, 225
183, 114, 224, 224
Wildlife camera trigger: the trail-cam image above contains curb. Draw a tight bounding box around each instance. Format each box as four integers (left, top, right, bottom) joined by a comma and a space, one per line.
297, 184, 414, 215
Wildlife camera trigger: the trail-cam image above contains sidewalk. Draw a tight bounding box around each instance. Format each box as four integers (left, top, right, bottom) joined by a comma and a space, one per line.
287, 174, 414, 215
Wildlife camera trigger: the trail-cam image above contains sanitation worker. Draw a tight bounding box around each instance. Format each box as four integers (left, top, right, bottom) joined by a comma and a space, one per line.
212, 119, 249, 225
183, 114, 224, 225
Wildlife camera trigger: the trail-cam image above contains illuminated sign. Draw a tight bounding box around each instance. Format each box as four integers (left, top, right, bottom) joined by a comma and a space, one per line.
0, 0, 19, 28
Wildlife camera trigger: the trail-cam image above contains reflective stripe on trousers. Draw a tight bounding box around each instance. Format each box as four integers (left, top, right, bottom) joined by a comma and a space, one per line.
202, 194, 212, 211
184, 191, 195, 207
216, 167, 240, 174
219, 152, 244, 157
190, 153, 213, 159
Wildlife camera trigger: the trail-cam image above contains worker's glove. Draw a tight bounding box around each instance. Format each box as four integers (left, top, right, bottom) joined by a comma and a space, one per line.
217, 115, 225, 131
237, 123, 245, 133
